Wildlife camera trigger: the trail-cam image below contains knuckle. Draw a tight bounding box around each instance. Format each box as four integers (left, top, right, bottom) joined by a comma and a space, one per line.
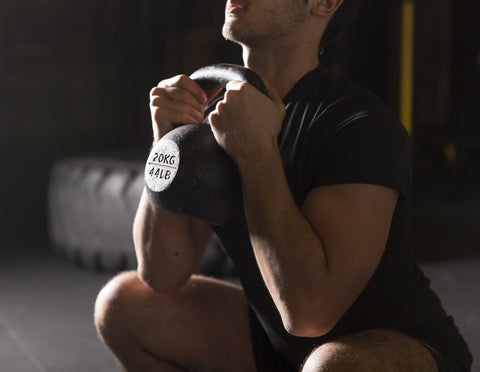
233, 81, 249, 95
150, 96, 161, 106
157, 78, 171, 88
150, 86, 160, 98
238, 81, 249, 90
158, 74, 186, 88
209, 112, 218, 125
215, 101, 225, 113
224, 89, 234, 101
176, 74, 189, 84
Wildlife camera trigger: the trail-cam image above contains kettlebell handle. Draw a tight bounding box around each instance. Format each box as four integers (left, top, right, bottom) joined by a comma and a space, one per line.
190, 64, 268, 97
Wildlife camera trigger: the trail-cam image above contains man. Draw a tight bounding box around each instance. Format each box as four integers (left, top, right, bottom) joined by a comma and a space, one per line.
94, 0, 472, 371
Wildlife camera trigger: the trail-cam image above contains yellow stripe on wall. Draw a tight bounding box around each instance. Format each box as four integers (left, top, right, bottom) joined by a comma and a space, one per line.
400, 0, 415, 134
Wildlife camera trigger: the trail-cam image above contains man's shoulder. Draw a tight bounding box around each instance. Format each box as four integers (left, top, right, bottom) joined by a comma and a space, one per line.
317, 71, 405, 136
323, 72, 385, 114
292, 67, 393, 122
284, 66, 408, 146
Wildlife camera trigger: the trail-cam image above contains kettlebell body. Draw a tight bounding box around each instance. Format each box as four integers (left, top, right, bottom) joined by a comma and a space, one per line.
144, 64, 267, 226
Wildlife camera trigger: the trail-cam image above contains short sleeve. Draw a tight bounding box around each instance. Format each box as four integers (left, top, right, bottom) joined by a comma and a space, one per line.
312, 111, 412, 198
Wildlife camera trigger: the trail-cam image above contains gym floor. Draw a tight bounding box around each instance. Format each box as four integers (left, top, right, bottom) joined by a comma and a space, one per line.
0, 242, 479, 372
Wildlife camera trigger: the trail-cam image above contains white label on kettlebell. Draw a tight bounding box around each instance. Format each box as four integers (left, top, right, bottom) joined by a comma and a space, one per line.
145, 139, 180, 192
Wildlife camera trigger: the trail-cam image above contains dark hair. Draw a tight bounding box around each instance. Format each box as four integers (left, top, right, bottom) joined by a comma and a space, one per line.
319, 0, 363, 53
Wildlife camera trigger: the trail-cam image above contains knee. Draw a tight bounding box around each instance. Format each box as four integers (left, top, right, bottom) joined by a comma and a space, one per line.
94, 270, 141, 344
301, 342, 369, 372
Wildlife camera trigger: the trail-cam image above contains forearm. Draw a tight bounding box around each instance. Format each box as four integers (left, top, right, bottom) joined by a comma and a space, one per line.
133, 189, 211, 293
136, 73, 213, 292
237, 144, 332, 335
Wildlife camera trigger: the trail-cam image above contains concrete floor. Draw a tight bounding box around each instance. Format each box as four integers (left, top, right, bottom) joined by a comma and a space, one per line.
0, 243, 478, 372
0, 244, 118, 372
422, 258, 480, 368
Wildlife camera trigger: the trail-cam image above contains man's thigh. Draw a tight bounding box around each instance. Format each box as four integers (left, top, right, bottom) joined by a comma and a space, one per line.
302, 329, 439, 372
96, 272, 257, 372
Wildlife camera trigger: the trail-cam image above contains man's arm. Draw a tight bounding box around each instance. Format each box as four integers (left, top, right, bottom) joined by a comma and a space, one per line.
133, 190, 212, 293
209, 80, 398, 337
239, 147, 397, 337
134, 74, 213, 294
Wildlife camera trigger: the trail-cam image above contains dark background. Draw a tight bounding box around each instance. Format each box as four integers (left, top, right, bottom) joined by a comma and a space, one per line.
1, 0, 479, 261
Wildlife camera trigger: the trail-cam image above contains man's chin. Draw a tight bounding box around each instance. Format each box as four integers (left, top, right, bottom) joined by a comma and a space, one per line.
222, 22, 259, 47
222, 23, 238, 43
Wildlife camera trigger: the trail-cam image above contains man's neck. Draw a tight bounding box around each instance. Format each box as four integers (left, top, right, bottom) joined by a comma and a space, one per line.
241, 42, 319, 99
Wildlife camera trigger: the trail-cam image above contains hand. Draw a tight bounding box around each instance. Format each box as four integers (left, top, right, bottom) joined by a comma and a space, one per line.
150, 75, 208, 142
208, 79, 286, 165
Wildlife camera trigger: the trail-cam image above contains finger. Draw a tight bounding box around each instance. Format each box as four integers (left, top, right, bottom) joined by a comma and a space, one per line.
151, 109, 201, 141
208, 109, 222, 131
152, 86, 205, 114
226, 79, 277, 103
208, 99, 225, 125
225, 80, 247, 92
151, 86, 206, 124
151, 97, 205, 124
159, 74, 207, 105
153, 107, 203, 131
150, 92, 204, 121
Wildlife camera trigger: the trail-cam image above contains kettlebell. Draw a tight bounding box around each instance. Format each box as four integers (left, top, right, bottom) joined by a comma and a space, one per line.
144, 64, 267, 226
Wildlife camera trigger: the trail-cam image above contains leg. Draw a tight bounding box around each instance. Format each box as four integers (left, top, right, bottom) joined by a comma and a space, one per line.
301, 329, 438, 372
94, 271, 257, 372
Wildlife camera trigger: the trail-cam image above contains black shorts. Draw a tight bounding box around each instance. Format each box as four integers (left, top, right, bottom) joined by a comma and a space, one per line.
249, 309, 458, 372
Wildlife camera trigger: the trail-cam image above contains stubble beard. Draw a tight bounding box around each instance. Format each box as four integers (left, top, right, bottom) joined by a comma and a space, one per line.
222, 0, 308, 49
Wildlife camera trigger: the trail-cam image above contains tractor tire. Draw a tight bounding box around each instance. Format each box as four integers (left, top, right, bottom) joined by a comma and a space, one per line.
47, 155, 232, 275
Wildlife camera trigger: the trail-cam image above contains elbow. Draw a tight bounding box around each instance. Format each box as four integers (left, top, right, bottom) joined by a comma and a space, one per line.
279, 302, 339, 338
283, 317, 336, 338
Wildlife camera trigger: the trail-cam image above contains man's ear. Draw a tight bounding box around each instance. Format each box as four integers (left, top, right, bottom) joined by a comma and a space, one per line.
311, 0, 344, 17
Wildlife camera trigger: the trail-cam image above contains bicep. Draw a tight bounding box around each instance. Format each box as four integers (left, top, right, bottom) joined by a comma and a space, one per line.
302, 183, 398, 301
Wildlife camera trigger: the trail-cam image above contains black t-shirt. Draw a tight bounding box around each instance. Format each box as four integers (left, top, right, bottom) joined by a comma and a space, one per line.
211, 66, 472, 370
